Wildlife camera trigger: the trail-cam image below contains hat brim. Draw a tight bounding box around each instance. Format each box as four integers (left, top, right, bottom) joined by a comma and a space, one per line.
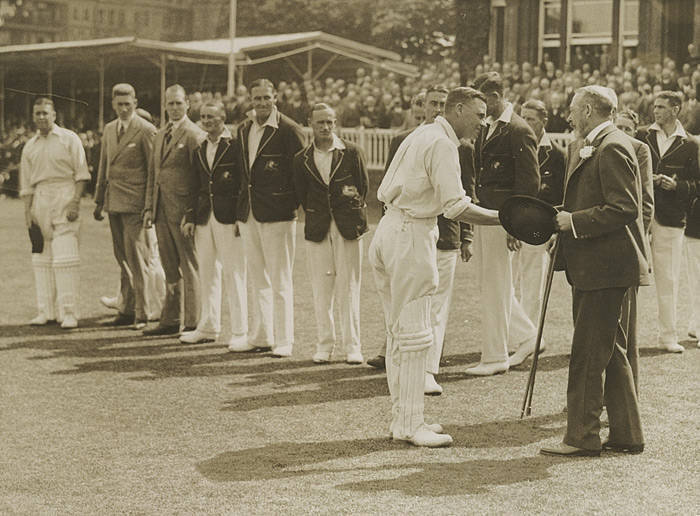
499, 195, 558, 245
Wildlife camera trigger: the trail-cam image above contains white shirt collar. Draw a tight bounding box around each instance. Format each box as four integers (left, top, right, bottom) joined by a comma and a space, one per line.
313, 133, 345, 152
119, 113, 135, 131
247, 106, 280, 129
207, 126, 231, 145
584, 120, 613, 144
486, 102, 514, 126
37, 124, 61, 138
168, 116, 188, 130
539, 132, 552, 149
648, 119, 687, 140
434, 115, 460, 147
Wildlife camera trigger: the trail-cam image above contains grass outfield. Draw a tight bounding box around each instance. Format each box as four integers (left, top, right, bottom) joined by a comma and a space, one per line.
1, 197, 698, 515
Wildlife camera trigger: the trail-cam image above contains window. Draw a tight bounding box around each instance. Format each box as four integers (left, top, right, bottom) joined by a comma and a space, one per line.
571, 0, 613, 37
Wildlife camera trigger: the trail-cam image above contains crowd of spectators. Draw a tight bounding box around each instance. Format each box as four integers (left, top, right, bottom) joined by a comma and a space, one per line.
2, 48, 699, 198
186, 49, 700, 135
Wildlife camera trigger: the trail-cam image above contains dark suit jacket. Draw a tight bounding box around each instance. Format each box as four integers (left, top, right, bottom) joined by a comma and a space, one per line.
236, 111, 305, 223
537, 138, 566, 207
185, 135, 240, 225
146, 117, 205, 223
293, 139, 369, 242
559, 125, 650, 290
95, 115, 156, 214
474, 110, 540, 210
638, 126, 700, 228
627, 137, 655, 233
385, 128, 475, 250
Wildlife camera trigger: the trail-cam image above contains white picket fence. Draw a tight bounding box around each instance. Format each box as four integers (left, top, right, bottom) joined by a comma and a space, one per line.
302, 127, 573, 170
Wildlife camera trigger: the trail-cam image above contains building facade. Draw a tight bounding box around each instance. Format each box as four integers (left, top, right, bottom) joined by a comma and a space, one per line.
0, 0, 194, 45
490, 0, 699, 68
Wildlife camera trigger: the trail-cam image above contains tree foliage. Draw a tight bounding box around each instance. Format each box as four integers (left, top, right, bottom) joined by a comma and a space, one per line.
0, 0, 24, 26
454, 0, 491, 84
217, 0, 456, 63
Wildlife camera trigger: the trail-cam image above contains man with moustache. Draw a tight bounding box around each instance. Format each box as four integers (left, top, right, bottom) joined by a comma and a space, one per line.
369, 87, 501, 448
293, 103, 369, 364
509, 99, 566, 367
21, 97, 91, 329
367, 85, 476, 396
94, 83, 157, 330
236, 79, 305, 357
143, 84, 205, 336
541, 86, 647, 457
637, 91, 700, 353
180, 100, 248, 350
468, 72, 540, 376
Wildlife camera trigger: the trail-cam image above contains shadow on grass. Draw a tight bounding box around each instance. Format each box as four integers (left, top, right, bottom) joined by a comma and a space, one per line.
0, 316, 108, 339
196, 413, 569, 495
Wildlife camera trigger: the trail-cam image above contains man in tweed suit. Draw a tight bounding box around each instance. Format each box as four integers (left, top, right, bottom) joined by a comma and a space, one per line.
94, 83, 157, 330
143, 84, 205, 336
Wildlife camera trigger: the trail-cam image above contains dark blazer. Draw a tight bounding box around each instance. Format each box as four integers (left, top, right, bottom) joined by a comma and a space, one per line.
293, 138, 369, 242
236, 110, 305, 223
385, 128, 475, 250
474, 110, 540, 210
95, 115, 156, 214
559, 125, 650, 290
185, 134, 240, 225
638, 126, 700, 227
536, 138, 566, 207
146, 117, 205, 222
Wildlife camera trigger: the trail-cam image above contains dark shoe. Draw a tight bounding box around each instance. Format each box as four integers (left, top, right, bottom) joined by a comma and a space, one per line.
367, 355, 386, 370
540, 443, 600, 457
602, 441, 644, 454
103, 313, 135, 326
182, 326, 197, 332
143, 324, 180, 336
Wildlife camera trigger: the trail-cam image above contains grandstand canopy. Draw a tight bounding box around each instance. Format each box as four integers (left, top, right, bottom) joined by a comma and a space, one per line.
0, 32, 418, 132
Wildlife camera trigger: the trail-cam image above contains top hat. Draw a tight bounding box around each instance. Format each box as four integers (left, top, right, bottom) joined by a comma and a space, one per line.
499, 195, 558, 245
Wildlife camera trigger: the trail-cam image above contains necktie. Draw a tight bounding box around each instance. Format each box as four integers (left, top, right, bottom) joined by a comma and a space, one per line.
118, 123, 125, 143
164, 122, 173, 147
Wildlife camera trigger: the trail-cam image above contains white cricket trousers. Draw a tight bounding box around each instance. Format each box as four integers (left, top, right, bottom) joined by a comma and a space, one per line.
684, 235, 700, 337
426, 249, 459, 375
194, 216, 247, 343
473, 225, 537, 364
651, 219, 684, 345
305, 219, 362, 358
513, 242, 548, 325
31, 181, 80, 321
369, 207, 437, 439
238, 214, 296, 352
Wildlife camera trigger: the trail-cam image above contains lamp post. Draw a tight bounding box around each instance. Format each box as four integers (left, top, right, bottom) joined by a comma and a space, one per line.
227, 0, 237, 97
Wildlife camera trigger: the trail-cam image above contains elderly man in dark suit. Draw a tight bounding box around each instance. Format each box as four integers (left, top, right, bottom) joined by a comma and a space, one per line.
236, 79, 305, 357
467, 72, 540, 376
180, 100, 248, 350
94, 83, 157, 330
637, 91, 700, 353
293, 103, 369, 364
510, 99, 566, 366
143, 84, 205, 336
541, 85, 647, 457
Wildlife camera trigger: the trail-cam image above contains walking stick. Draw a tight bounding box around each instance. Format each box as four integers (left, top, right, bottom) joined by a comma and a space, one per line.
520, 234, 560, 419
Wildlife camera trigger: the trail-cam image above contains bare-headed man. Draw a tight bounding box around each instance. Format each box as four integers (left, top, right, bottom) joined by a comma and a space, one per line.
369, 87, 501, 448
293, 103, 369, 364
94, 83, 157, 330
21, 98, 91, 329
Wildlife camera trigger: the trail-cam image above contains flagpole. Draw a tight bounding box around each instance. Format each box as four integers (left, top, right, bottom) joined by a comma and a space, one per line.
227, 0, 237, 97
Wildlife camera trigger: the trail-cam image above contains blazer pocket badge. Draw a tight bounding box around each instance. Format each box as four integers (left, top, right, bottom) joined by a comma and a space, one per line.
222, 171, 231, 179
127, 142, 136, 148
342, 185, 359, 197
264, 160, 280, 172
